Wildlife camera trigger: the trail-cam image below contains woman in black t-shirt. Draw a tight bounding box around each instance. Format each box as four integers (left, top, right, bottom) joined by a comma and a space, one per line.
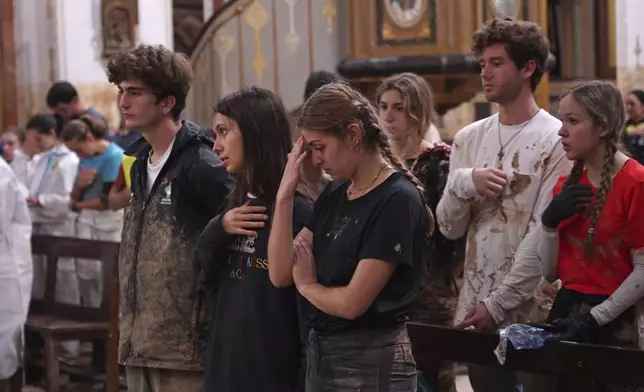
268, 82, 430, 391
195, 87, 313, 392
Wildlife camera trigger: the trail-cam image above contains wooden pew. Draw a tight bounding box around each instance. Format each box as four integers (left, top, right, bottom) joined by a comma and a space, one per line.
408, 323, 644, 390
27, 235, 120, 392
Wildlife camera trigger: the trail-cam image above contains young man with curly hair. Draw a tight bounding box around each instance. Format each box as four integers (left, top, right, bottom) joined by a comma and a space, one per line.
106, 44, 234, 392
436, 18, 571, 392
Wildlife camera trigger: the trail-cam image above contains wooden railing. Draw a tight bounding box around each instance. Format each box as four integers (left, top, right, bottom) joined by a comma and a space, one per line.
408, 323, 644, 390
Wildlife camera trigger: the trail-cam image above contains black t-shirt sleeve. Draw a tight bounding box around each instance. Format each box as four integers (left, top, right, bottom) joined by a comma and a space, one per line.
293, 194, 314, 236
358, 191, 424, 267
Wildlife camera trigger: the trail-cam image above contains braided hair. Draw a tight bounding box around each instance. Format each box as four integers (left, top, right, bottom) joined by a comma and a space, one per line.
297, 82, 435, 233
560, 79, 626, 254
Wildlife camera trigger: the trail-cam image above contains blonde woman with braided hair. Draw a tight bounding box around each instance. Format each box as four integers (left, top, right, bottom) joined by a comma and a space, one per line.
536, 79, 644, 391
268, 82, 430, 391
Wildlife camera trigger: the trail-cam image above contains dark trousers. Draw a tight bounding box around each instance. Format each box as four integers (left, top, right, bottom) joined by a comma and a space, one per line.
468, 365, 522, 392
306, 325, 416, 392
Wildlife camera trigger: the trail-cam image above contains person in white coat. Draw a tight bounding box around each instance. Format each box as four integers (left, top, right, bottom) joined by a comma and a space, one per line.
8, 127, 42, 192
25, 114, 81, 359
0, 157, 33, 390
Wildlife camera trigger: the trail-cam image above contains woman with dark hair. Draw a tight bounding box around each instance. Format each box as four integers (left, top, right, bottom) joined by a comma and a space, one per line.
196, 86, 313, 392
269, 82, 430, 391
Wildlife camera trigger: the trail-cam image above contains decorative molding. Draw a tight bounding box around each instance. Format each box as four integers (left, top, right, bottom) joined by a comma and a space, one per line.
272, 0, 279, 92
284, 0, 301, 58
213, 29, 235, 95
46, 0, 58, 82
635, 36, 642, 69
307, 0, 314, 71
244, 1, 269, 84
323, 0, 337, 35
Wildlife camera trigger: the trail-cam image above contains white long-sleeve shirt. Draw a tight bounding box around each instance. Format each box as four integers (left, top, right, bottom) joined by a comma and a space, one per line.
10, 149, 39, 195
437, 110, 572, 326
28, 144, 80, 225
0, 158, 32, 379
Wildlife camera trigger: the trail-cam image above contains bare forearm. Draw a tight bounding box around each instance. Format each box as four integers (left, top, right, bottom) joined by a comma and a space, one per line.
108, 187, 131, 210
298, 283, 359, 320
267, 197, 295, 287
70, 186, 83, 201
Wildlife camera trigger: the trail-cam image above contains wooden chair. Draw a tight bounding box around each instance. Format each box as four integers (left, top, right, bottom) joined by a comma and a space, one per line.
26, 235, 120, 392
408, 323, 644, 390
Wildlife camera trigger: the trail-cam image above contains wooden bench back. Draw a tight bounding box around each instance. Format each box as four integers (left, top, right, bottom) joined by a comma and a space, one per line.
30, 235, 120, 322
407, 323, 644, 387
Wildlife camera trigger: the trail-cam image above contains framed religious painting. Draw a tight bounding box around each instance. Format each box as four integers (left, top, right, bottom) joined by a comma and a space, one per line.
101, 0, 139, 58
376, 0, 437, 46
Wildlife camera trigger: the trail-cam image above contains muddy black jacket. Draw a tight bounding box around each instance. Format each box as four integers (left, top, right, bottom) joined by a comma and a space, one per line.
118, 122, 234, 370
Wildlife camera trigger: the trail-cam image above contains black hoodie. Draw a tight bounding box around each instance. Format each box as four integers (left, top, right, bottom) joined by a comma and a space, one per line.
118, 121, 234, 371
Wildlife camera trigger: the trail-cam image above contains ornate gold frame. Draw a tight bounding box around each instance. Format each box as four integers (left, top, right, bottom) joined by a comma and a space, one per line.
376, 0, 436, 46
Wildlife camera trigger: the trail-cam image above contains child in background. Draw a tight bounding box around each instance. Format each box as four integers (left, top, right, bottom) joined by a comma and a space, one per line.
60, 114, 124, 371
